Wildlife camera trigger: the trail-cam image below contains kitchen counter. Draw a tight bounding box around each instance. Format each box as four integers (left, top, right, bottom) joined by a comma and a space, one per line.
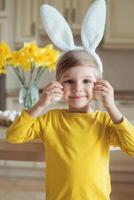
0, 127, 45, 162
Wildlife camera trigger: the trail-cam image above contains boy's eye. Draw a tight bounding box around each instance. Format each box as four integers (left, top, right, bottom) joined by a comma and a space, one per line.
83, 79, 93, 84
63, 80, 74, 84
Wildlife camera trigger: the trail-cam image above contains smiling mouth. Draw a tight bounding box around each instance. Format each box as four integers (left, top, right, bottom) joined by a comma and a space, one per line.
69, 96, 87, 99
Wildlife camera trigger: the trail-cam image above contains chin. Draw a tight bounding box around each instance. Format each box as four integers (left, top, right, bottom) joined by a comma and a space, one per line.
64, 97, 91, 108
68, 103, 90, 113
68, 102, 89, 109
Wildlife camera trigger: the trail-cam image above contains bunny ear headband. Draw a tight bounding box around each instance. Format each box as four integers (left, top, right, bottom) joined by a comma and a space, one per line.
40, 0, 106, 75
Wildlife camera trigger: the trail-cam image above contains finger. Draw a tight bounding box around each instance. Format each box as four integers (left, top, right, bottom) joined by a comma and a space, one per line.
46, 83, 63, 92
94, 90, 108, 97
46, 82, 63, 91
50, 81, 63, 89
46, 87, 64, 95
94, 85, 109, 92
94, 85, 103, 90
94, 80, 112, 88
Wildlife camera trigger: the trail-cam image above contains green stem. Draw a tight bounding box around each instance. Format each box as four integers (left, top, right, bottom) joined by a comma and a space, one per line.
28, 63, 35, 88
34, 67, 47, 85
20, 68, 27, 88
13, 67, 25, 86
23, 63, 35, 107
24, 87, 32, 109
34, 67, 43, 84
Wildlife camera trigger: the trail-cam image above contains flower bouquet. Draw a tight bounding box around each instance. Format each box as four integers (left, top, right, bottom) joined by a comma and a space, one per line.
0, 41, 60, 108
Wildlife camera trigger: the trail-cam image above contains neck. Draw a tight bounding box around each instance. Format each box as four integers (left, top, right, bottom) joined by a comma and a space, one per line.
68, 104, 93, 113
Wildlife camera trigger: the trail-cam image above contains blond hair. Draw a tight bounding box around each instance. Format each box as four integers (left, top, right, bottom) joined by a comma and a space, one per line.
56, 50, 102, 81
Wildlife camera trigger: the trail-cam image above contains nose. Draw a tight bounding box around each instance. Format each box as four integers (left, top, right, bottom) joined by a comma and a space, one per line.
72, 82, 83, 93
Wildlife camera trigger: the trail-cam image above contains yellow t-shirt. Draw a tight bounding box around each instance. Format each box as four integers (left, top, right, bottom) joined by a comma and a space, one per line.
6, 109, 134, 200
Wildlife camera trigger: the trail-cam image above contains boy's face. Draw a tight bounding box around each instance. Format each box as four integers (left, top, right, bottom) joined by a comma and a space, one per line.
60, 65, 97, 112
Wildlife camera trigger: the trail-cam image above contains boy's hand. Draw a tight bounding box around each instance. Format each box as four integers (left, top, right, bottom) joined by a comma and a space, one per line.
40, 81, 64, 106
27, 81, 64, 117
93, 80, 116, 109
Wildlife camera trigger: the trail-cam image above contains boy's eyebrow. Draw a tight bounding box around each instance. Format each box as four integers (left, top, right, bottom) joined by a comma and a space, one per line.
62, 75, 70, 78
62, 75, 94, 79
83, 76, 94, 78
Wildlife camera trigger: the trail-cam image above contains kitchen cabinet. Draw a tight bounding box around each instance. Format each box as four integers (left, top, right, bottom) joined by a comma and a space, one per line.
15, 0, 92, 45
15, 0, 38, 47
103, 0, 134, 49
15, 0, 68, 46
0, 0, 7, 17
0, 125, 44, 162
38, 0, 92, 35
0, 18, 8, 40
0, 138, 44, 162
110, 150, 134, 200
68, 0, 92, 34
4, 0, 134, 49
0, 0, 9, 41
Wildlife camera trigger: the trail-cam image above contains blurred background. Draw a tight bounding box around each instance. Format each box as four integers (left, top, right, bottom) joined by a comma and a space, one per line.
0, 0, 134, 200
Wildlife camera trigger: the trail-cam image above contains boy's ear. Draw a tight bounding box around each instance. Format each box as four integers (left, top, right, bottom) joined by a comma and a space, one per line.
81, 0, 106, 51
40, 4, 75, 51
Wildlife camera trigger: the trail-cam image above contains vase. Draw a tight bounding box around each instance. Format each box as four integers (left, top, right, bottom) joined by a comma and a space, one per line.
19, 84, 39, 109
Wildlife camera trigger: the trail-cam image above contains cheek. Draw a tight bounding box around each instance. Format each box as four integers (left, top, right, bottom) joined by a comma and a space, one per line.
63, 88, 70, 99
86, 84, 94, 92
86, 85, 94, 97
60, 85, 70, 101
61, 83, 70, 94
60, 82, 70, 100
62, 87, 70, 102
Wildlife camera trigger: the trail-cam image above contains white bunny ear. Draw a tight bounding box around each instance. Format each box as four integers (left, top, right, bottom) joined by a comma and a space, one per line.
40, 4, 75, 51
81, 0, 106, 51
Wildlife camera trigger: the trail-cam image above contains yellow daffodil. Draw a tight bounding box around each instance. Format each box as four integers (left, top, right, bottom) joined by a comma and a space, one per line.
35, 44, 60, 70
10, 51, 23, 67
0, 42, 11, 74
0, 41, 11, 59
19, 53, 32, 71
21, 41, 39, 61
10, 51, 32, 71
0, 41, 60, 89
0, 41, 60, 108
0, 58, 6, 74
